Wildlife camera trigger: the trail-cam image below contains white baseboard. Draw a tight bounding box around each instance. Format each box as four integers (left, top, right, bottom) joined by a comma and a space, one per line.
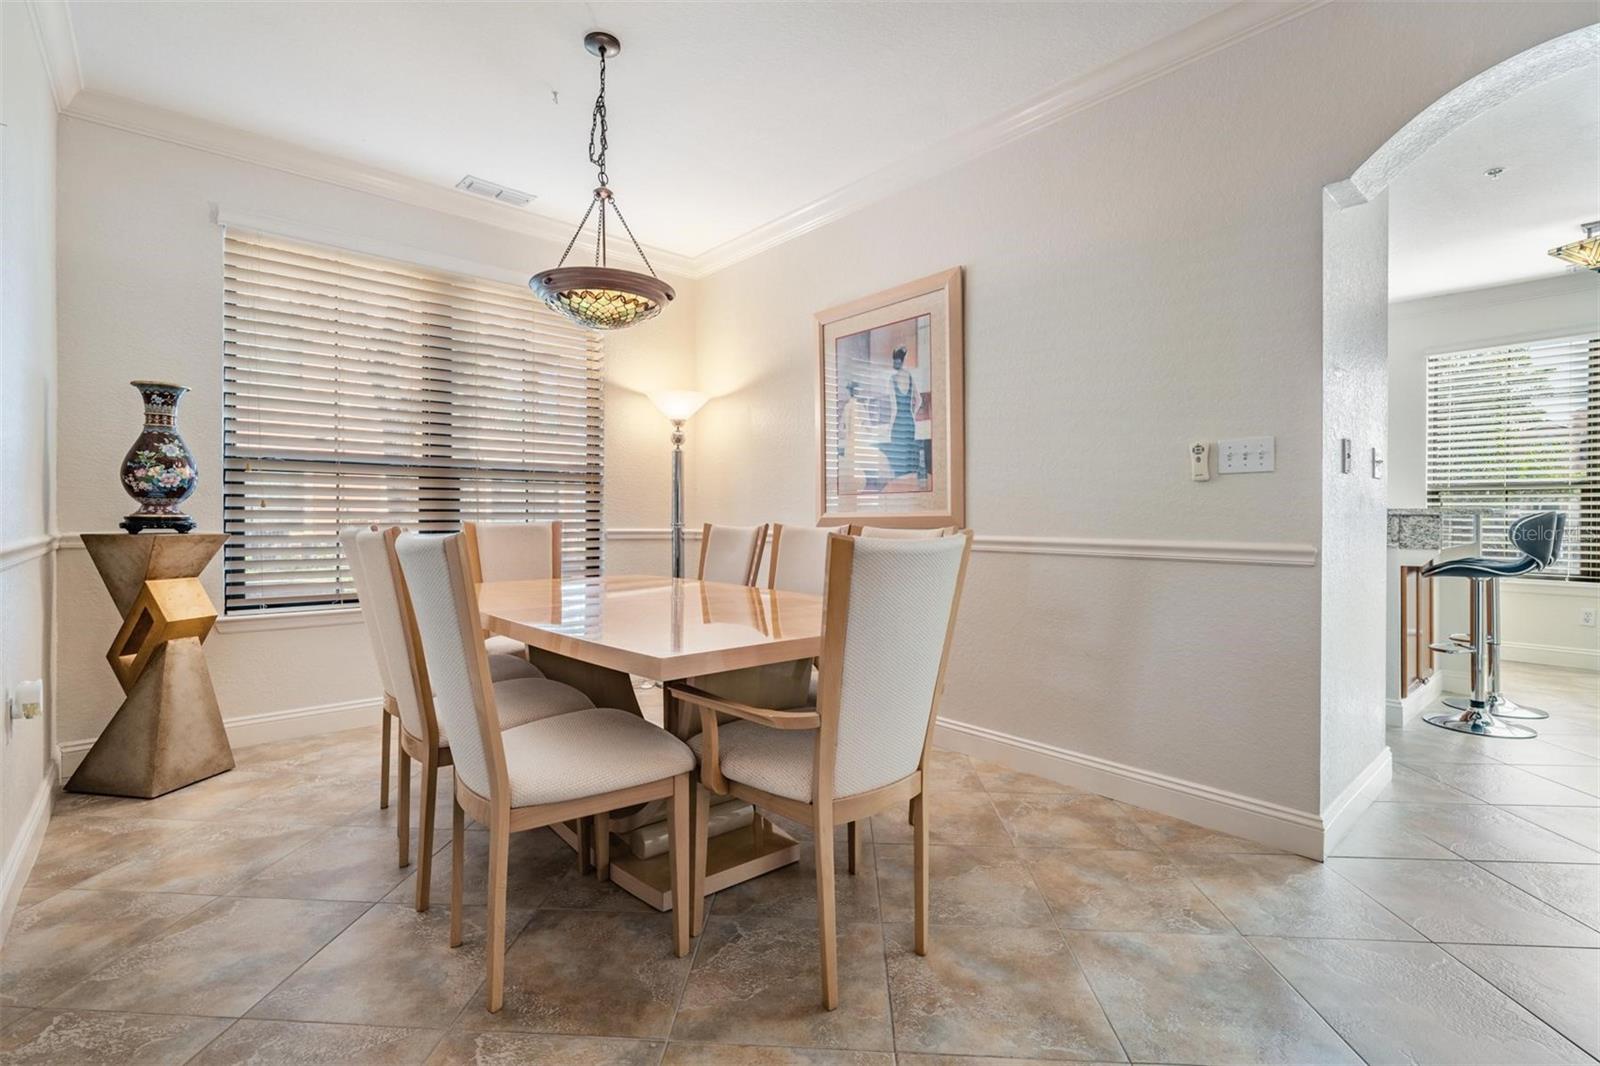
1386, 674, 1442, 727
1499, 641, 1599, 672
58, 696, 382, 778
933, 716, 1327, 859
1, 770, 58, 944
1319, 746, 1393, 857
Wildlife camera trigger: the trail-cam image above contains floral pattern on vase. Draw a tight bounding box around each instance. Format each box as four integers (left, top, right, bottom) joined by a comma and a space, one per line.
119, 380, 198, 533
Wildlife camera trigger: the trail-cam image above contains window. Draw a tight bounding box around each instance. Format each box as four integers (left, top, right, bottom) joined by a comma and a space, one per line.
222, 230, 604, 613
1425, 334, 1597, 582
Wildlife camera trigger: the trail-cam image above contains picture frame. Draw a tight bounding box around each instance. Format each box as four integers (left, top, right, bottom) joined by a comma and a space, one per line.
815, 267, 965, 529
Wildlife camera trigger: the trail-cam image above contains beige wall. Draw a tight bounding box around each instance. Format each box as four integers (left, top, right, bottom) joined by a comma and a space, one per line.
52, 118, 695, 763
1, 0, 60, 930
685, 2, 1595, 826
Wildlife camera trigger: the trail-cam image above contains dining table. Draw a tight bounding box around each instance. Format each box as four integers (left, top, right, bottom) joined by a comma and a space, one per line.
476, 573, 824, 910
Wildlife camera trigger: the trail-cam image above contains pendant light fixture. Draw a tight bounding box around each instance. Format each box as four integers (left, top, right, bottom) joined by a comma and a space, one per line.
1548, 220, 1600, 272
530, 31, 675, 330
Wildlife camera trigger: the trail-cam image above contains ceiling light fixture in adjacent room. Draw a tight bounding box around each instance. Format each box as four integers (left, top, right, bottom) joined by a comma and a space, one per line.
529, 31, 675, 331
1549, 221, 1600, 271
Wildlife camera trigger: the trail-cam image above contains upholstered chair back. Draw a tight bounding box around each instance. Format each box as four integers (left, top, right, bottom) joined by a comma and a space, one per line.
396, 532, 501, 802
699, 523, 767, 585
342, 526, 398, 701
466, 520, 562, 584
766, 524, 832, 596
852, 525, 956, 539
352, 529, 434, 741
819, 533, 970, 798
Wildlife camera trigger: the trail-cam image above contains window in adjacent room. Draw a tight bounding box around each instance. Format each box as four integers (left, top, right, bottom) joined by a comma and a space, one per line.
221, 230, 603, 613
1425, 334, 1597, 581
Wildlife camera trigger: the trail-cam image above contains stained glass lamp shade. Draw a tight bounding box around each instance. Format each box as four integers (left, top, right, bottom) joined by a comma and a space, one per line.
1549, 221, 1600, 271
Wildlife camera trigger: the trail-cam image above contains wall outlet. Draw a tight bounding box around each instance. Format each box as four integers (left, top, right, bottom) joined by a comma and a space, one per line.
1218, 436, 1275, 474
1581, 608, 1596, 628
9, 679, 43, 721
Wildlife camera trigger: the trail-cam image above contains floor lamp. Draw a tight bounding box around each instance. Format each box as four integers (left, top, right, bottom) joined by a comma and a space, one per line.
649, 391, 708, 579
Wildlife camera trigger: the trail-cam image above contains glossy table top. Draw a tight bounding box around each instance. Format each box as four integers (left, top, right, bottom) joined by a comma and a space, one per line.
477, 575, 823, 680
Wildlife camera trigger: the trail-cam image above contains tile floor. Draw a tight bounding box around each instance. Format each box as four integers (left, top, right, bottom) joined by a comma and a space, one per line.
2, 663, 1595, 1064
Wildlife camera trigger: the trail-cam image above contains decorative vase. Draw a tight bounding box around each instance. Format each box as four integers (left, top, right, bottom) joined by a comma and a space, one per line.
119, 380, 198, 533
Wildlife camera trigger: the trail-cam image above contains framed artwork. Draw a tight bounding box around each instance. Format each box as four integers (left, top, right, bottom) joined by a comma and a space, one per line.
815, 267, 964, 528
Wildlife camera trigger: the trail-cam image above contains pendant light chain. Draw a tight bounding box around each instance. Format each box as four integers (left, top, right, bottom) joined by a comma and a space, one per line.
589, 51, 609, 187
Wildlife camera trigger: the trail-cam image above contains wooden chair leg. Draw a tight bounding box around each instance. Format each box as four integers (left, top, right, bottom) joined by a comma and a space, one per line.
379, 709, 391, 810
486, 816, 510, 1013
576, 817, 593, 875
397, 748, 412, 868
912, 791, 929, 955
594, 811, 610, 882
449, 793, 465, 948
752, 812, 767, 851
691, 780, 711, 937
847, 821, 860, 876
815, 808, 839, 1010
669, 775, 691, 958
416, 756, 438, 912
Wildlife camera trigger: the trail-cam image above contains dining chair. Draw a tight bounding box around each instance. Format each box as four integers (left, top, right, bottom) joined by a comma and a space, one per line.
847, 524, 958, 538
462, 519, 562, 658
765, 523, 832, 596
350, 528, 595, 908
671, 531, 972, 1009
698, 523, 768, 585
395, 530, 697, 1013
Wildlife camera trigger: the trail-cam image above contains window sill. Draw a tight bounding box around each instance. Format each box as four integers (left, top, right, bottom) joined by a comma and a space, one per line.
215, 607, 364, 635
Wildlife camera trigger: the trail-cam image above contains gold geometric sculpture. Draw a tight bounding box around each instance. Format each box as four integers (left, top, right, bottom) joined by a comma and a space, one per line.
69, 533, 235, 799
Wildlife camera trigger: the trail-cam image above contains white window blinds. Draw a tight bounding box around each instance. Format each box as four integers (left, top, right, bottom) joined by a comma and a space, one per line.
222, 230, 604, 613
1425, 334, 1597, 582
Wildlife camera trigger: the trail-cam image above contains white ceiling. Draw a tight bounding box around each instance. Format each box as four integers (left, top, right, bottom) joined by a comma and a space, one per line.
63, 0, 1232, 259
1389, 62, 1600, 302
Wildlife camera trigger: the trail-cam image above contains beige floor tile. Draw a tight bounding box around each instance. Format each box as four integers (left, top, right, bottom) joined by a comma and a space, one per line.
231, 827, 446, 902
1067, 931, 1358, 1065
50, 896, 367, 1017
1326, 803, 1459, 859
464, 910, 694, 1038
661, 1043, 894, 1064
926, 750, 984, 792
1443, 944, 1600, 1060
1384, 727, 1501, 765
1176, 853, 1422, 940
1523, 764, 1600, 798
1345, 802, 1600, 863
1502, 805, 1600, 851
1328, 858, 1600, 947
1377, 765, 1482, 803
1406, 762, 1597, 806
75, 820, 323, 895
872, 792, 1010, 847
897, 1058, 1123, 1066
538, 862, 667, 914
971, 759, 1080, 796
248, 903, 523, 1028
0, 1008, 230, 1065
1489, 739, 1600, 767
884, 923, 1123, 1062
712, 839, 880, 924
428, 1030, 663, 1065
1252, 936, 1593, 1065
987, 795, 1150, 851
102, 769, 302, 823
0, 1005, 32, 1031
1023, 848, 1231, 934
1119, 807, 1286, 854
383, 824, 575, 910
17, 816, 193, 903
0, 889, 212, 1006
1477, 861, 1600, 929
672, 916, 892, 1051
190, 1019, 444, 1065
876, 844, 1051, 927
234, 773, 391, 827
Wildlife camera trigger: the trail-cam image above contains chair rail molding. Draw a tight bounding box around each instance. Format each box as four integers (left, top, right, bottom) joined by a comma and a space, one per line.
0, 534, 56, 572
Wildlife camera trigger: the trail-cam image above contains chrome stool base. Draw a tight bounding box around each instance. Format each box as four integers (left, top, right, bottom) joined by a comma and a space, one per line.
1425, 705, 1537, 739
1443, 694, 1548, 721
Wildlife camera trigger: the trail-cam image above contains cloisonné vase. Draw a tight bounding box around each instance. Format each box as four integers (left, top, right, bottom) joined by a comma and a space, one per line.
119, 380, 198, 533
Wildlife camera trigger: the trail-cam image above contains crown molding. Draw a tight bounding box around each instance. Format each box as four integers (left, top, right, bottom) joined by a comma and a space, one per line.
59, 90, 697, 280
50, 1, 1323, 281
691, 0, 1328, 275
24, 0, 84, 111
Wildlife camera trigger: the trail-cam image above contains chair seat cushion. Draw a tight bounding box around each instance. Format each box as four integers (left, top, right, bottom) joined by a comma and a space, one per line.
501, 707, 696, 807
689, 720, 815, 802
488, 653, 543, 682
1422, 555, 1540, 579
484, 635, 528, 659
437, 677, 594, 748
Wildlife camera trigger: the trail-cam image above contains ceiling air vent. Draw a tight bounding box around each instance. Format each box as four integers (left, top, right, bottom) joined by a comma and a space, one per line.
455, 175, 535, 208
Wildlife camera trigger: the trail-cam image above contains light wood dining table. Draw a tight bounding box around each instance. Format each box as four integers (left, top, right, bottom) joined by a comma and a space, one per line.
476, 574, 824, 910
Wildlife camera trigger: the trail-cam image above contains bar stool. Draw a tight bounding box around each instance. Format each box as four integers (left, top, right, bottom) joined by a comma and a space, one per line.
1422, 511, 1566, 738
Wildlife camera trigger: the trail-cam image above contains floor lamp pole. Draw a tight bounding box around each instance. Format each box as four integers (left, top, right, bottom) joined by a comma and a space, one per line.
670, 419, 686, 579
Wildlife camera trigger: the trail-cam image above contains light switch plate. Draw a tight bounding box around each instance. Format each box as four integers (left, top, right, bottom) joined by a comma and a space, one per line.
1218, 436, 1274, 474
